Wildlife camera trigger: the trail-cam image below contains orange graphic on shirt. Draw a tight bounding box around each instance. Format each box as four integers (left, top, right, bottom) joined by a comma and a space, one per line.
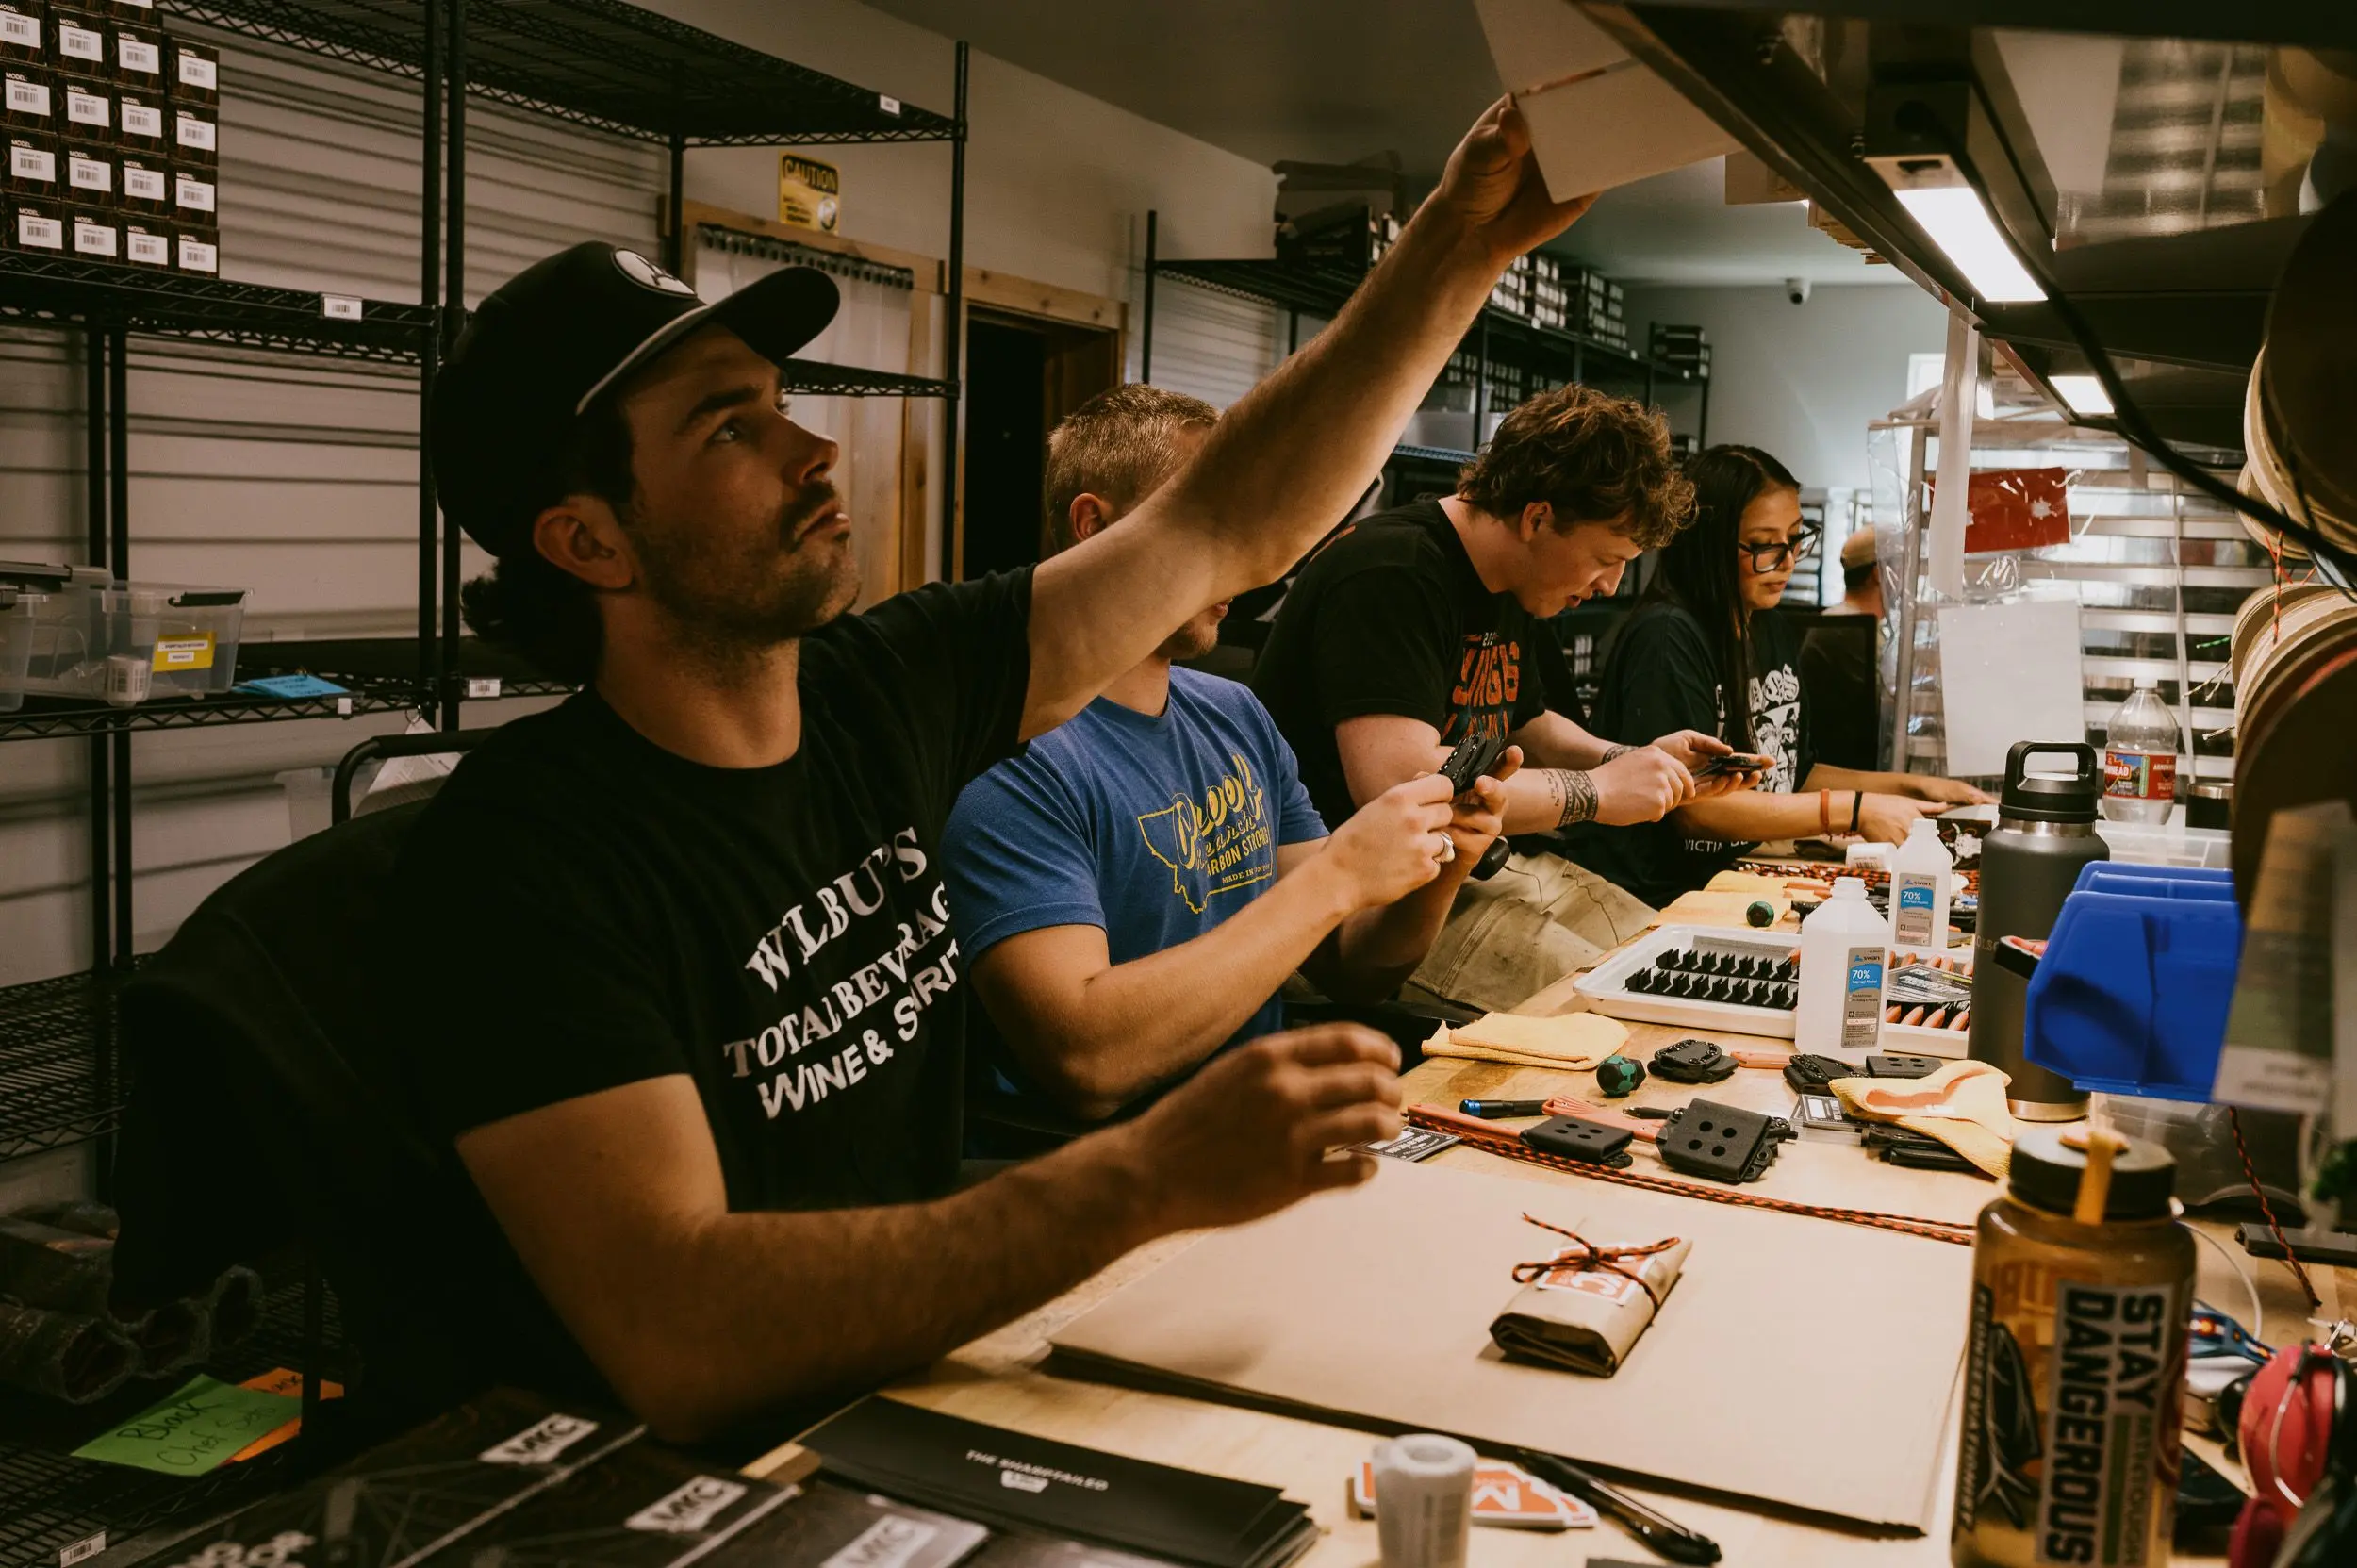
1442, 635, 1521, 743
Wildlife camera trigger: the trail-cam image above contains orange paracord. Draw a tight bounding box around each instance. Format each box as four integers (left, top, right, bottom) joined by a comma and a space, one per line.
1407, 1105, 1979, 1247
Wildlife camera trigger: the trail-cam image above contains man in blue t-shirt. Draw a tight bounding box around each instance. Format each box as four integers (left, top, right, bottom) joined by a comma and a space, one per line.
945, 386, 1510, 1122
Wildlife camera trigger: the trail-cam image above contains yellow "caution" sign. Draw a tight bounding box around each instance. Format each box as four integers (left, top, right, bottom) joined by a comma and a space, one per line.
778, 154, 840, 234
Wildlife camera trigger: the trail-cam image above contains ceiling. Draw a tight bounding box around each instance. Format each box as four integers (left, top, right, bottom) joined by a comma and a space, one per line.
865, 0, 1905, 286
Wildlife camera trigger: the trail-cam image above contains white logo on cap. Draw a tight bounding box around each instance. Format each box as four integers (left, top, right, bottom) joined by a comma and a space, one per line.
612, 249, 696, 296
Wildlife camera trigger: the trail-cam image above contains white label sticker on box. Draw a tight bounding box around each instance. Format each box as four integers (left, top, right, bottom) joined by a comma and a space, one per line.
321, 294, 361, 320
1, 13, 37, 48
152, 633, 214, 670
120, 100, 161, 138
73, 217, 115, 256
878, 93, 900, 114
179, 53, 216, 90
480, 1412, 599, 1464
16, 210, 59, 248
174, 111, 213, 150
119, 38, 159, 74
66, 89, 107, 127
9, 142, 52, 180
624, 1477, 747, 1534
174, 171, 213, 209
6, 77, 50, 115
68, 153, 108, 193
176, 234, 215, 272
125, 228, 165, 263
58, 22, 102, 61
123, 163, 163, 200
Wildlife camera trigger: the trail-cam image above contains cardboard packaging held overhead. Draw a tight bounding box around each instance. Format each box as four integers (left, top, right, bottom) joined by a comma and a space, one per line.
1471, 0, 1738, 198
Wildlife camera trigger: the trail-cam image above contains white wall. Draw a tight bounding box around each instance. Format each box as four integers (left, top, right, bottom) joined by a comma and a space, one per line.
650, 0, 1277, 306
1621, 283, 1950, 494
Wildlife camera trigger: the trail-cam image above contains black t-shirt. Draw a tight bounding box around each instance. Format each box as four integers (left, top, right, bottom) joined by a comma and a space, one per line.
372, 571, 1032, 1402
1249, 498, 1552, 827
1566, 601, 1812, 906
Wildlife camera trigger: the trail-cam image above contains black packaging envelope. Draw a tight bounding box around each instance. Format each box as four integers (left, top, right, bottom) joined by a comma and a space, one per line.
155, 1388, 650, 1568
800, 1398, 1300, 1568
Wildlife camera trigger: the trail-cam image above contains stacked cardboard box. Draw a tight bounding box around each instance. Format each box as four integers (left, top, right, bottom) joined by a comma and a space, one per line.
2, 0, 217, 274
1650, 323, 1711, 379
1563, 265, 1627, 351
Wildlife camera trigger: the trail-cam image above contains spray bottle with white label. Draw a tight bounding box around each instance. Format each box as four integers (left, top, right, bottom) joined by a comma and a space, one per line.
1887, 817, 1954, 953
1796, 877, 1887, 1062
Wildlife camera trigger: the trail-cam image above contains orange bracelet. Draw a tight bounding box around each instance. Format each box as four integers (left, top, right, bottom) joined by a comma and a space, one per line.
1820, 788, 1834, 837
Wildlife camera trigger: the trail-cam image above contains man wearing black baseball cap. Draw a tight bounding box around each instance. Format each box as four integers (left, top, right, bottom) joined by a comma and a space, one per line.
381, 100, 1591, 1443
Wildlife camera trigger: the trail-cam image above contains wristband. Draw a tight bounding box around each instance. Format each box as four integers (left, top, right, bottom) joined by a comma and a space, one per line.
1849, 791, 1863, 834
1819, 788, 1833, 837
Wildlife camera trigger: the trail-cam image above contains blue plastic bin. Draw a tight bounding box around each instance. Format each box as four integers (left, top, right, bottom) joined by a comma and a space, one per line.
2022, 864, 2240, 1100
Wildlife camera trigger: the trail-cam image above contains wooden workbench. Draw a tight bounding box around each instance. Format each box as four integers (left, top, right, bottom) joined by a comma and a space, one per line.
750, 933, 2349, 1566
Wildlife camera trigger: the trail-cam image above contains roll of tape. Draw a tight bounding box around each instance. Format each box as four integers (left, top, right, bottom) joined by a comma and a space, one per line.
1371, 1433, 1475, 1568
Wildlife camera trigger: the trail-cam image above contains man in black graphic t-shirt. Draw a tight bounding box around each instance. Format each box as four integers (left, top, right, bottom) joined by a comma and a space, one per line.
1250, 387, 1750, 1009
374, 99, 1598, 1443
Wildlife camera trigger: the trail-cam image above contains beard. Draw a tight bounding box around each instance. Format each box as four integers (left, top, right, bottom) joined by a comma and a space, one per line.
1156, 605, 1225, 663
624, 480, 859, 665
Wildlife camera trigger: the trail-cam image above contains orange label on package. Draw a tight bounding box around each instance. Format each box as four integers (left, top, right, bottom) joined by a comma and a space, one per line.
152, 633, 214, 670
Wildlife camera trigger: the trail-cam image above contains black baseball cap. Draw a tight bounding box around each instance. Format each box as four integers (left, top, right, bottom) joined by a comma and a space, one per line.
432, 241, 840, 557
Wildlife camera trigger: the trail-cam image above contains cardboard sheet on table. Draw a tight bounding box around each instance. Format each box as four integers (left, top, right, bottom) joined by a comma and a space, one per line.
1051, 1159, 1970, 1532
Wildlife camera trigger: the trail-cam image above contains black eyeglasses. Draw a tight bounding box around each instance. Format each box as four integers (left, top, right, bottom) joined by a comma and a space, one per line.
1740, 528, 1821, 573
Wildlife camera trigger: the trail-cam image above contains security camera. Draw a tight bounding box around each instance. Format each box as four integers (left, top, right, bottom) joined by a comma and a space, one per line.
1785, 277, 1811, 305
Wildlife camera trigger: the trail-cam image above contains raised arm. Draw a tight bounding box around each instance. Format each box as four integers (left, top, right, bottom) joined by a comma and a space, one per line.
1019, 101, 1592, 739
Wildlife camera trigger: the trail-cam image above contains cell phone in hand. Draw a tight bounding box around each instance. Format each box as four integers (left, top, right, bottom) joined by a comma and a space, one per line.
1691, 751, 1774, 781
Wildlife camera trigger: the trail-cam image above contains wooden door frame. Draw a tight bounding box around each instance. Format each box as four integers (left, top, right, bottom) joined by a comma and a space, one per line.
664, 199, 1129, 592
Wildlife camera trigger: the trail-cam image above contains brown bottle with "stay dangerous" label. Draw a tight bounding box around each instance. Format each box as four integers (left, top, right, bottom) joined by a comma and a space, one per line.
1952, 1126, 2194, 1567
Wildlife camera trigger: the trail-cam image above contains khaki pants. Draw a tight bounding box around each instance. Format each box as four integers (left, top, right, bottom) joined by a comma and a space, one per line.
1400, 850, 1656, 1014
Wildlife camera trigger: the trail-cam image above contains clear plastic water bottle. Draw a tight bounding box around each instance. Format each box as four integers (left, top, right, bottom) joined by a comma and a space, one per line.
2100, 677, 2181, 825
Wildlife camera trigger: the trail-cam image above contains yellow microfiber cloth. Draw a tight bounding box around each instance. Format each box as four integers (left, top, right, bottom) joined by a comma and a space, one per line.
1424, 1012, 1628, 1071
1830, 1058, 2026, 1178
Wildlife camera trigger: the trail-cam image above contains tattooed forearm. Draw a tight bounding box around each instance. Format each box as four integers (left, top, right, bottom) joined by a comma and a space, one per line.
1551, 769, 1598, 828
1600, 743, 1637, 763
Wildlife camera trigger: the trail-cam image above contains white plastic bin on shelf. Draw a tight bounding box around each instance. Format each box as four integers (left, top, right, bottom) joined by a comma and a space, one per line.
107, 583, 248, 696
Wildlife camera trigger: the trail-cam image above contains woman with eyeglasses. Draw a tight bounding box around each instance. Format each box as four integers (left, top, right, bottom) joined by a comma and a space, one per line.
1567, 443, 1988, 906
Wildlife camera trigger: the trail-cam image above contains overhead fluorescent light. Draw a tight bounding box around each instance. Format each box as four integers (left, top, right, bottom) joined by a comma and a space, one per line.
2048, 374, 2114, 416
1891, 185, 2047, 304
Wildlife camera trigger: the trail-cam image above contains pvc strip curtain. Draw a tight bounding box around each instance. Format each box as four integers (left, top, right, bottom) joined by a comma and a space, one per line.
696, 240, 913, 609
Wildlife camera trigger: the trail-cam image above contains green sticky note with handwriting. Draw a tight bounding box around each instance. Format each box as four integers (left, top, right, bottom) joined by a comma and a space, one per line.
73, 1375, 302, 1476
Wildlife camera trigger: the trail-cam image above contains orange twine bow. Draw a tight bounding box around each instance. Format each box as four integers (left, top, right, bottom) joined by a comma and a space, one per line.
1510, 1213, 1682, 1311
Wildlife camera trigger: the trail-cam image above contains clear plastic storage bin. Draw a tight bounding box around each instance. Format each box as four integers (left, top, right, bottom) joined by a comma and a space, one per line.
4, 578, 108, 700
0, 588, 31, 713
103, 582, 247, 696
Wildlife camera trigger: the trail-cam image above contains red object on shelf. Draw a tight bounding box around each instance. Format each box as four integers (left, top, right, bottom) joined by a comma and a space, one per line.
1929, 467, 2073, 553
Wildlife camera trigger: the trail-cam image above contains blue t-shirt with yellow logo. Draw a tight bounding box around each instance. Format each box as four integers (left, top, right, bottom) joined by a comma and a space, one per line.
943, 668, 1328, 1105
